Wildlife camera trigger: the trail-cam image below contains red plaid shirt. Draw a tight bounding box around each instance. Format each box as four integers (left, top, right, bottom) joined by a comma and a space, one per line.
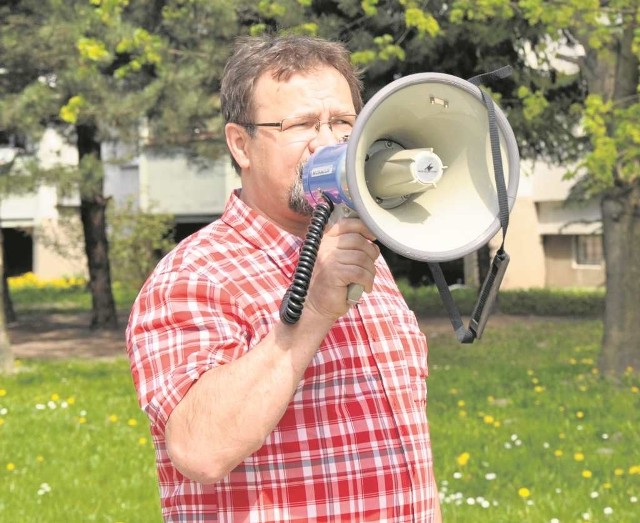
126, 190, 437, 522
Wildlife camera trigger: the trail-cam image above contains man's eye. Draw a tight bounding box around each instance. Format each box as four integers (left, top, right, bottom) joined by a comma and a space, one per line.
284, 118, 315, 131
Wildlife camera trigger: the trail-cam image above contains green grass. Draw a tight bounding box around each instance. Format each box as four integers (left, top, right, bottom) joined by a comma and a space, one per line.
3, 280, 639, 521
0, 359, 161, 522
427, 317, 640, 522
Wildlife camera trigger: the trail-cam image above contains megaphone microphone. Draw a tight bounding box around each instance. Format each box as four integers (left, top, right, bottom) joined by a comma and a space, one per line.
279, 69, 520, 343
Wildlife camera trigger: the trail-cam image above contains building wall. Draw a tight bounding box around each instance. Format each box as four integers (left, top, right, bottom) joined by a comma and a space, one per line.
543, 235, 605, 288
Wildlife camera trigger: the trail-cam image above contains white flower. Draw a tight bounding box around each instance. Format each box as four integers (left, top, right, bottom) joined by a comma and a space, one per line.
466, 497, 475, 505
485, 472, 497, 481
550, 519, 560, 523
0, 407, 7, 415
37, 483, 52, 495
630, 496, 638, 503
453, 472, 463, 479
590, 491, 599, 499
582, 513, 591, 521
601, 433, 609, 440
35, 404, 46, 410
603, 507, 613, 516
47, 401, 57, 409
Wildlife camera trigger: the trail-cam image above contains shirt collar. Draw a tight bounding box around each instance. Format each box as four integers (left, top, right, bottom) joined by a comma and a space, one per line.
221, 189, 303, 278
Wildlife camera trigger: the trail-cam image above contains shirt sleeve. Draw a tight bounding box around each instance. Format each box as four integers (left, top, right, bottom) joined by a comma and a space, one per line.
126, 268, 250, 436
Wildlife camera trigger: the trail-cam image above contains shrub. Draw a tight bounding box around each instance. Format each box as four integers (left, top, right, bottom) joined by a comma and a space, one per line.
397, 279, 604, 318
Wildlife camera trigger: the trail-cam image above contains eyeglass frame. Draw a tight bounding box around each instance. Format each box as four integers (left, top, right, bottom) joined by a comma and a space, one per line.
239, 114, 357, 136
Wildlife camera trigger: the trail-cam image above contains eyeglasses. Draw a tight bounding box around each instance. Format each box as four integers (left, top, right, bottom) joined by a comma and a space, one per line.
241, 114, 357, 142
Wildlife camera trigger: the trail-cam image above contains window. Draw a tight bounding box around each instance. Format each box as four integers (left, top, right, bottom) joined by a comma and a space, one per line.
574, 235, 603, 266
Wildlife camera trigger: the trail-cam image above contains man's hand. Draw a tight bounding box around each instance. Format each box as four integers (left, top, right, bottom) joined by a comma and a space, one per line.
303, 217, 380, 322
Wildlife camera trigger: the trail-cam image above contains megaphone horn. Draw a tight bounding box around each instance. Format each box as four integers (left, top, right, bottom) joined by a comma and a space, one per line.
280, 71, 520, 341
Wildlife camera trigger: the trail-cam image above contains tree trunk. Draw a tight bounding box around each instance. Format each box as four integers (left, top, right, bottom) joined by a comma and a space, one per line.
77, 124, 118, 330
0, 229, 14, 374
598, 180, 640, 378
3, 271, 16, 324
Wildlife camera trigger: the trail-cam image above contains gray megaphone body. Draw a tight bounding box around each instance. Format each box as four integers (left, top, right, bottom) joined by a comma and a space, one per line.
280, 71, 520, 340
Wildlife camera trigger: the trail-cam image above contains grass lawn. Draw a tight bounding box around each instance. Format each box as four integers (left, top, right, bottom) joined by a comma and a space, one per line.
1, 312, 639, 521
427, 317, 640, 522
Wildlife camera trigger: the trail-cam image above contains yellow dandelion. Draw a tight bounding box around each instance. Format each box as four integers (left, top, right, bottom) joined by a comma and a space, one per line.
483, 415, 495, 425
487, 395, 495, 404
109, 414, 118, 423
67, 397, 76, 405
36, 455, 45, 463
554, 449, 563, 458
138, 437, 148, 446
51, 393, 60, 402
574, 452, 585, 462
531, 377, 539, 384
0, 419, 4, 426
582, 469, 592, 479
127, 418, 138, 427
527, 369, 535, 376
458, 410, 467, 418
6, 463, 15, 471
631, 386, 639, 394
629, 465, 640, 475
518, 487, 530, 498
493, 421, 501, 428
576, 411, 585, 419
78, 417, 87, 424
603, 482, 612, 489
569, 358, 577, 365
534, 385, 545, 393
457, 399, 465, 407
457, 452, 471, 466
614, 468, 624, 477
0, 389, 6, 397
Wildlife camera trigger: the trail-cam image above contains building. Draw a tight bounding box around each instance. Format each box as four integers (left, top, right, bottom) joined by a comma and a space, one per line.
1, 129, 604, 289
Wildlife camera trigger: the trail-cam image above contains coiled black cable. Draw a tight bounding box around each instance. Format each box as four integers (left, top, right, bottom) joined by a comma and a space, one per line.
279, 194, 335, 324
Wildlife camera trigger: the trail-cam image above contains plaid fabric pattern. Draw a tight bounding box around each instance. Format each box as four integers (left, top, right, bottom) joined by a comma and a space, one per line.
126, 190, 437, 522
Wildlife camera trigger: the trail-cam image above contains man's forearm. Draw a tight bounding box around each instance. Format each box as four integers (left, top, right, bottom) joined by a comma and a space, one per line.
165, 311, 335, 484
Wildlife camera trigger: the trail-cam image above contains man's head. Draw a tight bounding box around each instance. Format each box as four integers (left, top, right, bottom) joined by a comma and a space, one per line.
221, 35, 363, 236
221, 35, 363, 174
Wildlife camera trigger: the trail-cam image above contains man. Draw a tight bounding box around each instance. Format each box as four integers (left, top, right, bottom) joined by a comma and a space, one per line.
127, 34, 441, 521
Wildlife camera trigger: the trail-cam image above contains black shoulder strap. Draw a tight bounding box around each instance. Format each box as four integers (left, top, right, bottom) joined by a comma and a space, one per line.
428, 66, 513, 343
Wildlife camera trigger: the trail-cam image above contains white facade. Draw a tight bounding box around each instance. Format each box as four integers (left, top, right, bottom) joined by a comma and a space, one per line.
2, 128, 603, 288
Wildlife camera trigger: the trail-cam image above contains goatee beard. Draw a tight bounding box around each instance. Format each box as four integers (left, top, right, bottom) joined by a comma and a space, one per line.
288, 163, 314, 216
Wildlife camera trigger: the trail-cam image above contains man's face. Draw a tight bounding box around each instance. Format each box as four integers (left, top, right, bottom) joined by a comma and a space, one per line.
235, 66, 356, 236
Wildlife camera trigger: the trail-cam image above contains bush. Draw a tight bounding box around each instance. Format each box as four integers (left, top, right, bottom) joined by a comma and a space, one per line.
397, 279, 604, 318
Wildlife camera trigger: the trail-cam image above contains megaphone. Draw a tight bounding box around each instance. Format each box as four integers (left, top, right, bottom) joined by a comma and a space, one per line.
280, 71, 520, 342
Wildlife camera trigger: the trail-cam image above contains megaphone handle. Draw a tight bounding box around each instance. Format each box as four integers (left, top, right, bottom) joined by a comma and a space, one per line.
347, 283, 364, 305
330, 205, 365, 306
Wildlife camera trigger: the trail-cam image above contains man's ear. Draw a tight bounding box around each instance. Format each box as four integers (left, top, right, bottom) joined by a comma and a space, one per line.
225, 123, 251, 170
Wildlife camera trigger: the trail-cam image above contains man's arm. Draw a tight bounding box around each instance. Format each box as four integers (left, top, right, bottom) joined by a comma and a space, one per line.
164, 218, 379, 484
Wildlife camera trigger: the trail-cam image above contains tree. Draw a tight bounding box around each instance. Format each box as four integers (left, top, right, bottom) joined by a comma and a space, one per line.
442, 1, 639, 377
0, 0, 239, 329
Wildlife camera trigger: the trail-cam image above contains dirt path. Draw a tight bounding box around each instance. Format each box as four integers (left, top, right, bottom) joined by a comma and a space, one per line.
7, 311, 129, 360
7, 311, 538, 360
